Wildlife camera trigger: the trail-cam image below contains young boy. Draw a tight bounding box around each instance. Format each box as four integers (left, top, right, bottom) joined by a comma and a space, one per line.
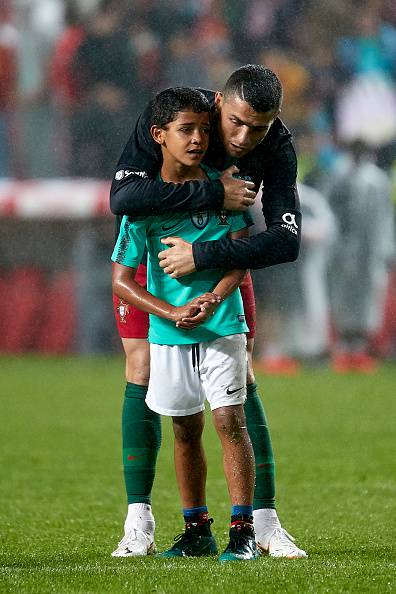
112, 87, 259, 562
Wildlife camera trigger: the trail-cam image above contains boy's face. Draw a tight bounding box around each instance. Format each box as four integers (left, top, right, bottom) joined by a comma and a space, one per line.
215, 92, 280, 158
152, 111, 210, 167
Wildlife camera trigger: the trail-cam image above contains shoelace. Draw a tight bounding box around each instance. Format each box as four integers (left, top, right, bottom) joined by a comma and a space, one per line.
268, 527, 297, 551
273, 527, 295, 542
173, 526, 200, 544
173, 532, 192, 544
118, 529, 139, 547
227, 525, 254, 552
118, 528, 151, 549
172, 519, 213, 544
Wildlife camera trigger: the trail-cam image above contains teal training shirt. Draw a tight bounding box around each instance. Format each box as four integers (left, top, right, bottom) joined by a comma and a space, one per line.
112, 166, 250, 345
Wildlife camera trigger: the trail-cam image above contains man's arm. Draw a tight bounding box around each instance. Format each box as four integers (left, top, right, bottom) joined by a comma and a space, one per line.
110, 108, 255, 216
194, 142, 301, 270
158, 142, 301, 274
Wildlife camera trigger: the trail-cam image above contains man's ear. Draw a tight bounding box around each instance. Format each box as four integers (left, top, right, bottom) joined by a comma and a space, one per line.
150, 125, 164, 145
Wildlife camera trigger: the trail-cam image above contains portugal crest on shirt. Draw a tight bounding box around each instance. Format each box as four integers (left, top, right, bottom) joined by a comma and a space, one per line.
190, 211, 209, 229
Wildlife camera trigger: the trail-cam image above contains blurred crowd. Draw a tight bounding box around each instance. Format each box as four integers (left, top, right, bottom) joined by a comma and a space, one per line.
1, 0, 395, 178
1, 0, 396, 368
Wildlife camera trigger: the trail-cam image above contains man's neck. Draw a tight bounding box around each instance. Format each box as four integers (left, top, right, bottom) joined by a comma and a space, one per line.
160, 158, 207, 183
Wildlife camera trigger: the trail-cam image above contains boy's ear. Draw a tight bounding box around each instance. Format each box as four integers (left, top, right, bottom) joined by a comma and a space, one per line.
150, 125, 164, 145
214, 92, 223, 110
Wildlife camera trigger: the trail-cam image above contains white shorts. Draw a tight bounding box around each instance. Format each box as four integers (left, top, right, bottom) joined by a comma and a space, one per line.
146, 334, 247, 416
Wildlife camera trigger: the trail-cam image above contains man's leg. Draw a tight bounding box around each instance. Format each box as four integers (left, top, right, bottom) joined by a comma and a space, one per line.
245, 337, 307, 558
159, 413, 217, 558
112, 281, 162, 557
241, 273, 306, 558
245, 338, 276, 510
113, 337, 162, 557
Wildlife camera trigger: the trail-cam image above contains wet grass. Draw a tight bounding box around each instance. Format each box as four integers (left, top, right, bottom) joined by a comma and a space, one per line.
0, 356, 395, 593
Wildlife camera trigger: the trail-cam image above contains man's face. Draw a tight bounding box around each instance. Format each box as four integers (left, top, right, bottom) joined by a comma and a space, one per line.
152, 111, 210, 167
215, 92, 280, 158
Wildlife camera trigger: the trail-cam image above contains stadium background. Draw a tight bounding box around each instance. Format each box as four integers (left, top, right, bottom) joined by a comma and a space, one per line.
1, 2, 396, 592
1, 0, 396, 362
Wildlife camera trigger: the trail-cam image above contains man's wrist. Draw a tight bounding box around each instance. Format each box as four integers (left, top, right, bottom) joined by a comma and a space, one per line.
211, 178, 225, 208
192, 241, 203, 271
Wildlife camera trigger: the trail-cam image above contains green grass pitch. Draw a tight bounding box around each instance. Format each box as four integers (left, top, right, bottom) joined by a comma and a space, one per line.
0, 356, 395, 593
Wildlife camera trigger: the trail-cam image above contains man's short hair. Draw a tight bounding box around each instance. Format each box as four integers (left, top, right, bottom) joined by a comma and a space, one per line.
223, 65, 283, 113
151, 88, 210, 129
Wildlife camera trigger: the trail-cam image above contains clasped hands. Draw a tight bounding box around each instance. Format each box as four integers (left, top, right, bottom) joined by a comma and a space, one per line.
169, 292, 222, 330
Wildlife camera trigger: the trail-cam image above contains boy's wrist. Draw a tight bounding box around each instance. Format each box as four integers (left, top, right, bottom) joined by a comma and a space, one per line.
166, 305, 177, 321
211, 293, 224, 304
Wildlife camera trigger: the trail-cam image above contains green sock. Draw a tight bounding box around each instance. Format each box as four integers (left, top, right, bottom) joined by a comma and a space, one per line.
122, 382, 162, 505
244, 383, 276, 510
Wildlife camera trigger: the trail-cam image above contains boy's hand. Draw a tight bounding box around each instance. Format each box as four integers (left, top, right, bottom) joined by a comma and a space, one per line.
169, 302, 201, 325
175, 293, 222, 329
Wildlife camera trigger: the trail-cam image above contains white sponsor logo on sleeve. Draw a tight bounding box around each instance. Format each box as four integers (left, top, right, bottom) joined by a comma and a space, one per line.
115, 170, 148, 181
281, 212, 299, 235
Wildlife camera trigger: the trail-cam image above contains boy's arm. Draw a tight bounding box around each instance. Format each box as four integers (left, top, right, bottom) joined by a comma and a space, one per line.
112, 262, 219, 325
210, 228, 248, 301
176, 228, 248, 329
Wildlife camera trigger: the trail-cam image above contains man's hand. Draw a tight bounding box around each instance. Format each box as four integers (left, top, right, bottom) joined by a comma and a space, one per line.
220, 165, 256, 211
158, 237, 196, 278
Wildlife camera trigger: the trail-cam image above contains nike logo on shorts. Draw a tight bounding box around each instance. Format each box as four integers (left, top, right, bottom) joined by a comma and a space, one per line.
226, 386, 243, 395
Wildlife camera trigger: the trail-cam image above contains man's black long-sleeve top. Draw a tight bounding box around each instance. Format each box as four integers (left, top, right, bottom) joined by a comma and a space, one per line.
110, 89, 301, 270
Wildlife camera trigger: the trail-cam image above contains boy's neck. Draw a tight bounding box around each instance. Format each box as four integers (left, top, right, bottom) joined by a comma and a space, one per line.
160, 156, 206, 183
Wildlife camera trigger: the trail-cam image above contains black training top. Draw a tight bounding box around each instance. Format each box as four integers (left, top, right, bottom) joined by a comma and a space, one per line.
110, 89, 301, 270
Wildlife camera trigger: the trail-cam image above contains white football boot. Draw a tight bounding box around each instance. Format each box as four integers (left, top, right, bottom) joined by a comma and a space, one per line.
112, 503, 156, 557
253, 509, 307, 559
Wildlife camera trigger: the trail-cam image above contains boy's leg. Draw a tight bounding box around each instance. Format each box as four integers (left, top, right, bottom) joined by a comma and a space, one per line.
212, 404, 255, 505
201, 333, 258, 561
212, 403, 258, 562
173, 412, 206, 508
145, 343, 217, 558
159, 414, 217, 558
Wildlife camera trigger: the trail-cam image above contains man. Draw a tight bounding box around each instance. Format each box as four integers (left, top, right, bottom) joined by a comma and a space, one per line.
111, 65, 306, 559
